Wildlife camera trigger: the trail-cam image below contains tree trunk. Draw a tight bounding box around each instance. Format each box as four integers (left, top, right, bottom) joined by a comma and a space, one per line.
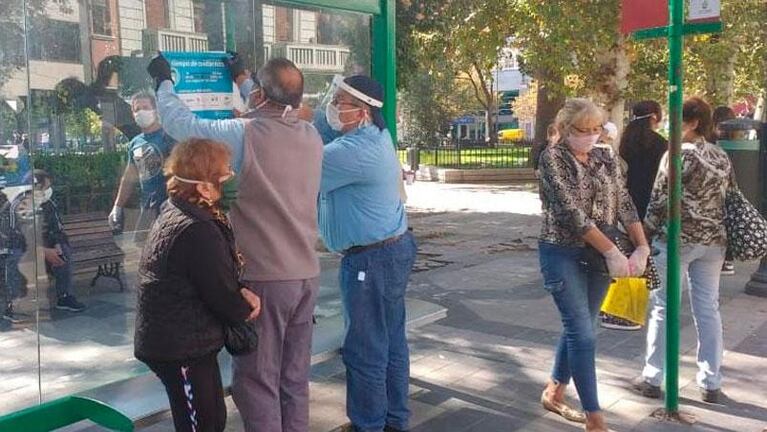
534, 69, 565, 145
471, 62, 497, 146
704, 51, 737, 106
485, 109, 496, 146
595, 34, 629, 151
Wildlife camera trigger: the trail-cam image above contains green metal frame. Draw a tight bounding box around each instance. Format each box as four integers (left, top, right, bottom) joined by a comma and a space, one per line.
631, 1, 723, 415
0, 396, 133, 432
632, 21, 723, 40
223, 0, 397, 141
371, 0, 398, 142
665, 0, 685, 413
277, 0, 380, 14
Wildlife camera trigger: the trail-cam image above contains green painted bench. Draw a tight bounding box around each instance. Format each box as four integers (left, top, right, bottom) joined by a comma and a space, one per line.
0, 396, 133, 431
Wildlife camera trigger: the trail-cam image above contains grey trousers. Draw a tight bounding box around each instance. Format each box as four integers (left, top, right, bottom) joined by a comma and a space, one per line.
232, 277, 320, 432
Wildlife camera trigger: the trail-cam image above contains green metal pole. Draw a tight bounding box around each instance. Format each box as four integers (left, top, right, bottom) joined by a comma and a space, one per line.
371, 0, 397, 143
665, 0, 684, 414
224, 1, 237, 51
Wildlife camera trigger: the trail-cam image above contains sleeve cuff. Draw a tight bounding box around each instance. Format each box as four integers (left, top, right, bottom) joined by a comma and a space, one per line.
575, 221, 596, 237
158, 80, 175, 93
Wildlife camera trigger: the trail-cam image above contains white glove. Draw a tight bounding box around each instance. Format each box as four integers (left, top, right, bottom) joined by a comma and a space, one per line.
628, 245, 651, 277
603, 246, 630, 278
108, 206, 124, 232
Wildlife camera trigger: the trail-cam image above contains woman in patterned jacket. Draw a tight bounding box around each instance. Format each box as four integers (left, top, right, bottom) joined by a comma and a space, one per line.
635, 97, 737, 404
538, 98, 650, 432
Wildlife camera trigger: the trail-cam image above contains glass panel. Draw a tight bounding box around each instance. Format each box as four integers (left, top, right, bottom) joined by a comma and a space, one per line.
0, 0, 371, 418
1, 0, 41, 415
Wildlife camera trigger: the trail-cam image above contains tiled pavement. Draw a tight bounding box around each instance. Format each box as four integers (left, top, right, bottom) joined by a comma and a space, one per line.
138, 182, 767, 432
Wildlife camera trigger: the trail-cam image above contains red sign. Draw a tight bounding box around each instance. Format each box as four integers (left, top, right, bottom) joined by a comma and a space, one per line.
621, 0, 669, 34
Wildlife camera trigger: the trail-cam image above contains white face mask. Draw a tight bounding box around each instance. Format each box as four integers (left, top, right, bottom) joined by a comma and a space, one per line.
567, 133, 601, 154
326, 104, 363, 132
134, 109, 157, 129
34, 187, 53, 204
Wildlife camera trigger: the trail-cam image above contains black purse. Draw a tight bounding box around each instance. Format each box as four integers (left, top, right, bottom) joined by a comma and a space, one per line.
581, 224, 660, 290
580, 224, 631, 274
724, 188, 767, 261
225, 321, 259, 356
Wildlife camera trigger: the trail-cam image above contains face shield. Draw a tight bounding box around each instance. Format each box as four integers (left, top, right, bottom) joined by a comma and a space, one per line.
316, 75, 345, 113
317, 75, 384, 112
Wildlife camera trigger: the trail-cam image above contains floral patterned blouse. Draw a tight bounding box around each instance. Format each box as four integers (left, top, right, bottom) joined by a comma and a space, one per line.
539, 144, 640, 247
645, 139, 737, 246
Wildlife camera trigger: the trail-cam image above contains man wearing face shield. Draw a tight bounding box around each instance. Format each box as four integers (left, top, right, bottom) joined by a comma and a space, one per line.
313, 76, 417, 432
108, 92, 176, 236
148, 54, 323, 432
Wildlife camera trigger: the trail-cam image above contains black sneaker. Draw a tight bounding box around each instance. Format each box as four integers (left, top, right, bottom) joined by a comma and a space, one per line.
600, 312, 642, 331
385, 426, 408, 432
632, 377, 662, 399
701, 388, 724, 404
721, 261, 735, 275
56, 295, 86, 312
2, 304, 25, 324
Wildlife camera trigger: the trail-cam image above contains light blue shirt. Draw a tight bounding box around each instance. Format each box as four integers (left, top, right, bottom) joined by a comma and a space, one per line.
156, 80, 247, 172
316, 111, 408, 252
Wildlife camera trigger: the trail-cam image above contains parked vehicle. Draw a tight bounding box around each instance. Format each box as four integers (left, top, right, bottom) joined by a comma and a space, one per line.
498, 128, 525, 141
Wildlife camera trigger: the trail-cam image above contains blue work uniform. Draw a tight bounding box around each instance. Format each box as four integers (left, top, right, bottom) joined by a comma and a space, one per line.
316, 111, 408, 252
316, 110, 416, 431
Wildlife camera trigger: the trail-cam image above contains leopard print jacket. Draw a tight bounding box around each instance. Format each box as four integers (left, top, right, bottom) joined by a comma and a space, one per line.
539, 144, 640, 247
645, 138, 737, 247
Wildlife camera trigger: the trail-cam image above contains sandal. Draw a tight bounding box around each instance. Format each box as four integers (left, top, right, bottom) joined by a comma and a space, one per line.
541, 391, 587, 423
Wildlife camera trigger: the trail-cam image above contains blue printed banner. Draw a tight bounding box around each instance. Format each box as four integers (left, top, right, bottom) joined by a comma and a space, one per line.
162, 51, 234, 120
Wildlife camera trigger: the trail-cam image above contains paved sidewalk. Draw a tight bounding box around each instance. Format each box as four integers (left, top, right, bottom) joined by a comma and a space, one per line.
140, 182, 767, 432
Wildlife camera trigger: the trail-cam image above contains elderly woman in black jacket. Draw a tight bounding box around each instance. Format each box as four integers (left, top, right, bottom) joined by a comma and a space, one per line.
135, 138, 260, 432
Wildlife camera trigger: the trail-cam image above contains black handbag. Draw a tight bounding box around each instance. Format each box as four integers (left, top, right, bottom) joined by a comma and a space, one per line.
224, 321, 259, 356
581, 224, 660, 290
724, 188, 767, 261
580, 224, 632, 274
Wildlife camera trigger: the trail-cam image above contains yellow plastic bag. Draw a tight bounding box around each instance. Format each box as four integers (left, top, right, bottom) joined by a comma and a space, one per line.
600, 277, 650, 326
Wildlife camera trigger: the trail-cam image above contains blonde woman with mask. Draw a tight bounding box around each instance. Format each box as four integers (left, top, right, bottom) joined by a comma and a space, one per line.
538, 98, 649, 432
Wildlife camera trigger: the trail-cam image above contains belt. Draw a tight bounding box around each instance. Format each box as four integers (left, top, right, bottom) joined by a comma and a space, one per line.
343, 233, 406, 256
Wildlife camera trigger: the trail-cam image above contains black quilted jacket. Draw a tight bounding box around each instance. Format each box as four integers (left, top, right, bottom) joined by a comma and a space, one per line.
134, 198, 251, 362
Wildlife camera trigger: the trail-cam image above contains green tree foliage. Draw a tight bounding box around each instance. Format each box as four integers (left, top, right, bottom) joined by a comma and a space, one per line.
398, 0, 766, 147
398, 0, 511, 144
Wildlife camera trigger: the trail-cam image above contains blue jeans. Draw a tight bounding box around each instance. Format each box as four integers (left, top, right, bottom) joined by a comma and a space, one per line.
642, 241, 725, 390
48, 243, 74, 298
539, 242, 611, 413
339, 231, 417, 432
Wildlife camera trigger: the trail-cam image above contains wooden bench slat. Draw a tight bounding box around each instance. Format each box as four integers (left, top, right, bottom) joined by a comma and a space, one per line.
64, 227, 112, 237
71, 248, 124, 260
68, 237, 122, 249
63, 221, 112, 231
61, 212, 109, 223
66, 232, 117, 243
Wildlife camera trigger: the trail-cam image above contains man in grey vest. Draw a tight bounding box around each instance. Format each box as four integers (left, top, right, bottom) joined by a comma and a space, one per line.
149, 55, 323, 432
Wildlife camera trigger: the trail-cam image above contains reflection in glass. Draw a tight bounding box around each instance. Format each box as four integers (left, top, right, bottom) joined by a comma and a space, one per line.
0, 0, 371, 417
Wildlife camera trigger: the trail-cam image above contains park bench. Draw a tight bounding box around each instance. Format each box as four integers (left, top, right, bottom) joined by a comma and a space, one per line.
61, 212, 126, 292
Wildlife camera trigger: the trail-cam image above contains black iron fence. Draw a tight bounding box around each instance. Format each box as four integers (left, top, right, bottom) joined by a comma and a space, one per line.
398, 143, 533, 170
